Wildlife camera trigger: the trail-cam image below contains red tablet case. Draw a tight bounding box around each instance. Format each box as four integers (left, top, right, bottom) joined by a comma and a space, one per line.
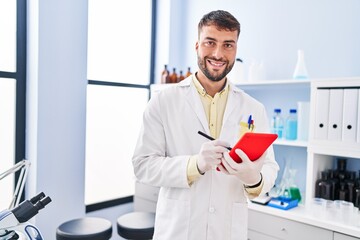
228, 132, 278, 163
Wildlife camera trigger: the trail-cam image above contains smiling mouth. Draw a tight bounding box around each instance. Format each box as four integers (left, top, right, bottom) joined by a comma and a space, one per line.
207, 59, 226, 68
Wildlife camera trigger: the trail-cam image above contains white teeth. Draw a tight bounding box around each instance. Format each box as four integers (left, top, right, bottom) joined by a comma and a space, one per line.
209, 60, 224, 67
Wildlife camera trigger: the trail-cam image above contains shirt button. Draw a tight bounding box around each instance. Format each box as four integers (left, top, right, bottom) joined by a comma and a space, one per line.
209, 207, 215, 213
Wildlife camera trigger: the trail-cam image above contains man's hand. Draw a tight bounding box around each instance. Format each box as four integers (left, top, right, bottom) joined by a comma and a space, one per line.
197, 140, 230, 174
218, 149, 264, 186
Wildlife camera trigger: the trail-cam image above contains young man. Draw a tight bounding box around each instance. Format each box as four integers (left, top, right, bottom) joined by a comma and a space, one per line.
132, 10, 279, 240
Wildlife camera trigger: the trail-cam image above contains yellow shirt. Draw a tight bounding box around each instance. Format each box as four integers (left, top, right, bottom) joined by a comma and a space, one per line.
187, 75, 228, 184
186, 74, 263, 196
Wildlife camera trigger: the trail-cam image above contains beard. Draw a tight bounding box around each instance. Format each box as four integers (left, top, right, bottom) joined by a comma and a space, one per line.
197, 55, 234, 82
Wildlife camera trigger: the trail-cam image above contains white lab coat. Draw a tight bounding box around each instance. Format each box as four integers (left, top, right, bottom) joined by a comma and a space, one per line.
132, 77, 279, 240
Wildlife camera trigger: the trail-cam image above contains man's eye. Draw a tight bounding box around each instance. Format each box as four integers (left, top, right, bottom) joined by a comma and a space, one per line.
205, 41, 214, 46
224, 44, 233, 48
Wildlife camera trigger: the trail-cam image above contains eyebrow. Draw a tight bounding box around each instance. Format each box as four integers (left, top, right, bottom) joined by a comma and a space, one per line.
204, 37, 236, 44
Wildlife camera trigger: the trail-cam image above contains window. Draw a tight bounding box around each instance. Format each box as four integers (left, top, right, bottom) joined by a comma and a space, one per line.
0, 0, 26, 210
85, 0, 156, 209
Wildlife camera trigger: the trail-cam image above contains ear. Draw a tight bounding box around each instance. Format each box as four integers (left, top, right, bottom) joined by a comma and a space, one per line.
195, 41, 199, 51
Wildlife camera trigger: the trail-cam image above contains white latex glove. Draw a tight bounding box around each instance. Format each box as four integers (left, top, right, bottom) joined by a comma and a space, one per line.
197, 140, 230, 174
218, 148, 264, 186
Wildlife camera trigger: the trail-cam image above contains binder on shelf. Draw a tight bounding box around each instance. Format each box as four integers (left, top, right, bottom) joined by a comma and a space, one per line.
327, 89, 344, 141
342, 89, 358, 142
314, 89, 330, 140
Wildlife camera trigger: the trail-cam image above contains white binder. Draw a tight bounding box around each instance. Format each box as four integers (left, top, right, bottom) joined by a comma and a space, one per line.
314, 89, 330, 140
342, 89, 358, 142
327, 89, 344, 141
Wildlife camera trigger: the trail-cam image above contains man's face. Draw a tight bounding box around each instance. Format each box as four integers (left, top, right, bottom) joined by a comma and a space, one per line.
196, 25, 238, 82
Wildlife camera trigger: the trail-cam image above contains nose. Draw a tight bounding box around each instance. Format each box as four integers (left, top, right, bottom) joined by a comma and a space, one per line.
211, 45, 224, 60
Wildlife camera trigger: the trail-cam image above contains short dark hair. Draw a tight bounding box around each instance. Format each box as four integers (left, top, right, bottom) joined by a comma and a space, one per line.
198, 10, 241, 38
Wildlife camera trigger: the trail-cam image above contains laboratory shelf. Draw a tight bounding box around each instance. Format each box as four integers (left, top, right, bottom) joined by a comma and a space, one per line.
274, 139, 308, 148
236, 79, 310, 90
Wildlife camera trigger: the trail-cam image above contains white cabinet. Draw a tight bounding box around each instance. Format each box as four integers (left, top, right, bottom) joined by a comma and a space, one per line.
242, 78, 360, 239
248, 209, 332, 240
334, 232, 360, 240
248, 229, 279, 240
307, 78, 360, 204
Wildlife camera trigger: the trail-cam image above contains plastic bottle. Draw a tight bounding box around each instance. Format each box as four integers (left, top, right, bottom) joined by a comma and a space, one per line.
285, 109, 298, 140
271, 108, 284, 139
293, 49, 308, 79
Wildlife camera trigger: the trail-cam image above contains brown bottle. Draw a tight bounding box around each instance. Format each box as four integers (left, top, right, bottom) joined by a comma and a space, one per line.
185, 67, 192, 77
169, 68, 178, 83
178, 70, 185, 82
161, 64, 170, 84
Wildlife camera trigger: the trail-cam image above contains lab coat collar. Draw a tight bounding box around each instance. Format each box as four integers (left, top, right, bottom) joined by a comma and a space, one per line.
178, 75, 244, 136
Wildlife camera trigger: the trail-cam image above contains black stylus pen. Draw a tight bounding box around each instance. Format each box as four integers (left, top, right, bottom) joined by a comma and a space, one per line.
197, 131, 232, 150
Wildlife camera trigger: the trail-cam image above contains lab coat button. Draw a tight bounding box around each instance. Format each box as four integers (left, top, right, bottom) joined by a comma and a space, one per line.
209, 207, 215, 213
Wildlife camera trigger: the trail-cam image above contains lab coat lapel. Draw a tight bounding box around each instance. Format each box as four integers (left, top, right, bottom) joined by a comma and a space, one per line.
182, 79, 209, 134
222, 85, 239, 129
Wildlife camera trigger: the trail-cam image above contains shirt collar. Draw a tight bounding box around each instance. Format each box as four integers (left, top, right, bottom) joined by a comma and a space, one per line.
192, 73, 229, 97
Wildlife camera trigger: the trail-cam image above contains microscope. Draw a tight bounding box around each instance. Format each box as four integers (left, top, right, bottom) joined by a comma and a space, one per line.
0, 192, 52, 240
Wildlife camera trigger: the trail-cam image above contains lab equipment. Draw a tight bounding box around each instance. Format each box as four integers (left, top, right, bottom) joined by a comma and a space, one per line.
285, 109, 298, 140
0, 192, 52, 240
293, 49, 308, 79
270, 108, 284, 138
0, 160, 30, 209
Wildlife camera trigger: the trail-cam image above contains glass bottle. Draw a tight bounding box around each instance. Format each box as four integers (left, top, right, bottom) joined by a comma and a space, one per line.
285, 109, 298, 140
178, 70, 185, 82
355, 188, 360, 208
328, 169, 339, 200
185, 67, 192, 77
161, 64, 169, 84
339, 182, 349, 201
315, 171, 332, 199
336, 158, 347, 182
345, 171, 356, 203
169, 68, 178, 83
293, 49, 308, 79
270, 108, 284, 139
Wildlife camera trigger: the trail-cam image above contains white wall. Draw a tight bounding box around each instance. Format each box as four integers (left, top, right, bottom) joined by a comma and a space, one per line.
27, 1, 133, 239
155, 0, 360, 82
26, 0, 88, 238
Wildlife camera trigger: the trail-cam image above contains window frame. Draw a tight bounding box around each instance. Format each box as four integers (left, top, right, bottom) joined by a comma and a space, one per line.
0, 0, 27, 202
85, 0, 157, 212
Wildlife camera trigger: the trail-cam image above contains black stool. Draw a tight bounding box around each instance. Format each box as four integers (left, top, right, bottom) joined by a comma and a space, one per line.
56, 217, 112, 240
117, 212, 155, 240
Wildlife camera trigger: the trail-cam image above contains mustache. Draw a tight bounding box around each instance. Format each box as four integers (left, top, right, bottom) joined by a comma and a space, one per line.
205, 56, 227, 62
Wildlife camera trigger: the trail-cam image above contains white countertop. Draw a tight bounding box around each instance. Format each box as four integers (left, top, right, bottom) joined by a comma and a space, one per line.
248, 202, 360, 238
